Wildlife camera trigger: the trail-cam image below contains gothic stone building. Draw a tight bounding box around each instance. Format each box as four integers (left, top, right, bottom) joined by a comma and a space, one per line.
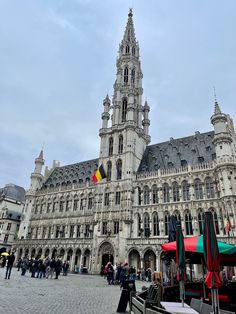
15, 10, 236, 274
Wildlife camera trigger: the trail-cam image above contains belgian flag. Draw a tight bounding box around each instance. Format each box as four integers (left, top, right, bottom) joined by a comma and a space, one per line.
92, 164, 106, 183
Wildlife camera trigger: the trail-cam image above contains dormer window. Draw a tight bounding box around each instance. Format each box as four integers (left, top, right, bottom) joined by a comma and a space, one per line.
124, 67, 128, 83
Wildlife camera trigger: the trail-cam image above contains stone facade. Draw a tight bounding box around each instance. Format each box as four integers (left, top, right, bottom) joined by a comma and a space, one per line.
0, 183, 25, 251
14, 10, 236, 274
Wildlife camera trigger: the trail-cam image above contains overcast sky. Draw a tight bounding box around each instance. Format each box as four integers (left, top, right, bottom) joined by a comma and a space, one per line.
0, 0, 236, 189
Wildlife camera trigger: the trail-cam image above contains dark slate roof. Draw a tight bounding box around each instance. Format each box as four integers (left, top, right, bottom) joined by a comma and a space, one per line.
4, 209, 21, 221
43, 158, 99, 187
138, 131, 215, 173
0, 184, 25, 203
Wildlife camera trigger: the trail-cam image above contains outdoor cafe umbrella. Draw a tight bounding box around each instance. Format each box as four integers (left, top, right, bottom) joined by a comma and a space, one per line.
176, 221, 186, 307
1, 252, 9, 257
203, 211, 222, 314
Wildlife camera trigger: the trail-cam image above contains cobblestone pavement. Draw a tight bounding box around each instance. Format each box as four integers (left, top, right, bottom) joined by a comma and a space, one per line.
0, 268, 149, 314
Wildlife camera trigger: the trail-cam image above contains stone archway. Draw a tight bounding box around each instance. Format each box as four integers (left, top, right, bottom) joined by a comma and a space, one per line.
98, 242, 114, 270
75, 248, 81, 269
128, 249, 141, 270
31, 248, 36, 258
25, 248, 29, 257
143, 249, 156, 272
44, 248, 50, 257
67, 248, 73, 262
51, 248, 57, 259
83, 249, 90, 269
59, 248, 65, 260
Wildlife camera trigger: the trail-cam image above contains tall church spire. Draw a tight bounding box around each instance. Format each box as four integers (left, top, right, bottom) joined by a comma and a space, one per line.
122, 9, 136, 43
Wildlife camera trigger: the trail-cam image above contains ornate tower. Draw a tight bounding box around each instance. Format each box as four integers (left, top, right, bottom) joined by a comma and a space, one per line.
18, 150, 45, 239
99, 9, 151, 181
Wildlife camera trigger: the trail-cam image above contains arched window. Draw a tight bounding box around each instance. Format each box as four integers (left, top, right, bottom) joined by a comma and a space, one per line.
198, 210, 204, 235
143, 186, 150, 205
88, 193, 93, 210
185, 211, 193, 235
163, 183, 170, 203
65, 196, 70, 211
153, 212, 160, 236
194, 179, 203, 200
144, 213, 150, 237
173, 182, 180, 202
80, 194, 85, 210
205, 177, 215, 198
108, 137, 113, 156
164, 212, 170, 236
122, 98, 127, 122
59, 196, 65, 212
132, 47, 135, 56
73, 195, 78, 211
118, 135, 123, 154
211, 209, 220, 234
173, 210, 181, 222
124, 67, 129, 83
182, 181, 190, 201
52, 197, 57, 212
116, 159, 122, 180
107, 161, 112, 182
152, 185, 158, 204
131, 68, 135, 84
125, 45, 130, 54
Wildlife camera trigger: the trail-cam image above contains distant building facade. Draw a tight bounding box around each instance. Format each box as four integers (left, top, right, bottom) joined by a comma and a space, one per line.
14, 10, 236, 273
0, 184, 25, 251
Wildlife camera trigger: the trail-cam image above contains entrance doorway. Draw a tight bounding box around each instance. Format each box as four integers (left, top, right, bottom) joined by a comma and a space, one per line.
102, 253, 114, 266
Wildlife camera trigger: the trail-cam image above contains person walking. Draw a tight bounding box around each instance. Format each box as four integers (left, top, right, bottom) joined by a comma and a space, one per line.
54, 258, 62, 279
5, 252, 15, 279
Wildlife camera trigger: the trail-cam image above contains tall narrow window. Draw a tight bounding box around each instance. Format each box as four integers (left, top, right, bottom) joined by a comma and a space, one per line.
138, 187, 142, 205
173, 182, 180, 202
104, 192, 109, 206
137, 213, 142, 236
144, 213, 150, 237
205, 177, 215, 198
153, 213, 160, 236
73, 195, 78, 211
106, 161, 112, 182
132, 47, 135, 56
152, 185, 158, 204
185, 211, 193, 235
182, 181, 190, 201
118, 135, 123, 154
102, 221, 108, 235
164, 213, 170, 236
163, 184, 170, 203
115, 191, 121, 205
70, 225, 74, 238
194, 179, 203, 200
124, 67, 128, 83
131, 68, 135, 84
108, 137, 113, 156
114, 221, 119, 234
116, 159, 122, 180
125, 45, 130, 54
122, 99, 127, 122
143, 186, 150, 205
198, 210, 204, 235
59, 197, 64, 212
65, 196, 70, 211
88, 193, 93, 209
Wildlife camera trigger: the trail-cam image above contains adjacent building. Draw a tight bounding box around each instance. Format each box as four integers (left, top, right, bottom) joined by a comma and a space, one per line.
0, 184, 25, 252
14, 10, 236, 274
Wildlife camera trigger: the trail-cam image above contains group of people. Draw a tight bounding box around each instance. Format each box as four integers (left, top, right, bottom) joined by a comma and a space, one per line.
2, 253, 70, 280
101, 262, 139, 285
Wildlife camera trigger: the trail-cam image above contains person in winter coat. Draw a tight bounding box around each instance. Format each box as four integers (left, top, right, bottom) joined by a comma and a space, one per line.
5, 252, 15, 279
54, 258, 62, 279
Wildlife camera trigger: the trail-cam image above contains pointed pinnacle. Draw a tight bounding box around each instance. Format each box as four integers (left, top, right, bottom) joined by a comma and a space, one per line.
214, 101, 221, 115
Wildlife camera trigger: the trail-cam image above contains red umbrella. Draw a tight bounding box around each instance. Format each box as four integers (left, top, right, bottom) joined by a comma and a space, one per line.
176, 221, 186, 307
203, 211, 222, 314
